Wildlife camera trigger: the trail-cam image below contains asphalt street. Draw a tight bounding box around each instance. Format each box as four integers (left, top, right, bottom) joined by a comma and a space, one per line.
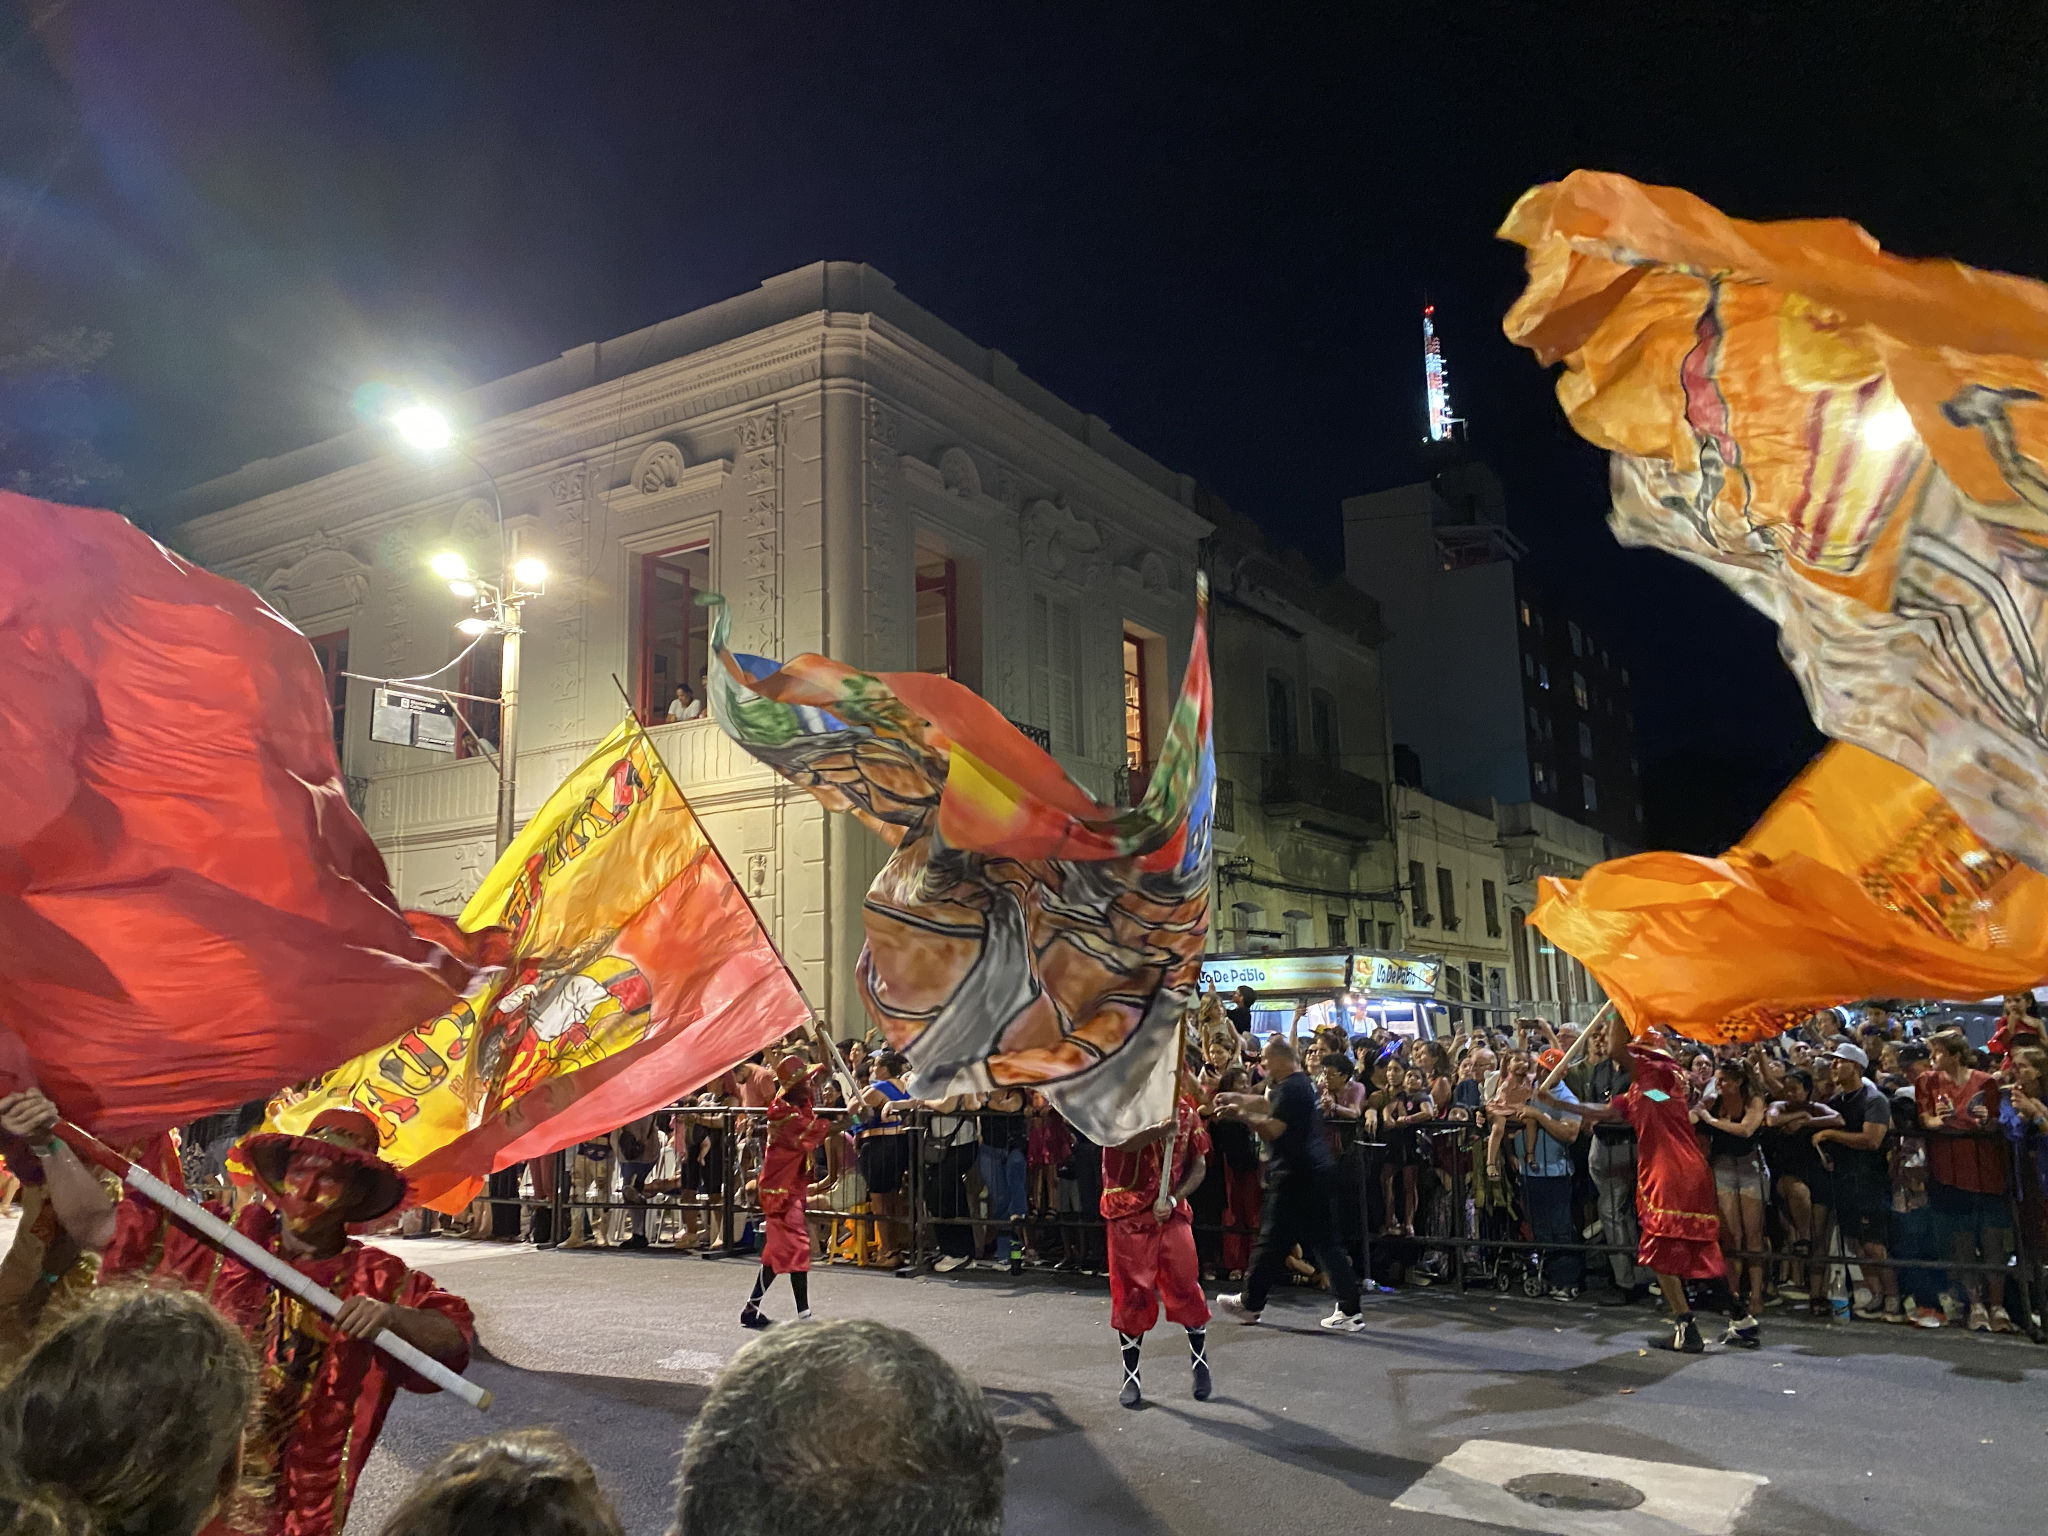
324, 1236, 2047, 1536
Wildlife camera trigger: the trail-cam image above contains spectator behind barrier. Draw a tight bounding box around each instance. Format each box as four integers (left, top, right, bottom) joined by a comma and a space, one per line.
378, 1430, 623, 1536
0, 1287, 256, 1536
674, 1318, 1003, 1536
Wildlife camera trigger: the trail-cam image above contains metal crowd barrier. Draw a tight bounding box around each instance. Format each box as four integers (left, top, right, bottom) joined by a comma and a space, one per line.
425, 1101, 2044, 1341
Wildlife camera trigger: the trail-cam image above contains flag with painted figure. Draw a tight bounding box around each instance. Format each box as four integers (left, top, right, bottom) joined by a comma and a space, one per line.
705, 580, 1214, 1146
1531, 742, 2048, 1043
1500, 170, 2048, 871
272, 718, 811, 1211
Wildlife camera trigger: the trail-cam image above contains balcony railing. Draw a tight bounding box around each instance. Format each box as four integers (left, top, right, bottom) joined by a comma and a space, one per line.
1009, 718, 1052, 752
1259, 754, 1387, 840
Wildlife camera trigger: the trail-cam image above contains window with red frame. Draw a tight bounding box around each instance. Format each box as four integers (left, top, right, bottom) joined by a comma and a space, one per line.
455, 637, 502, 758
306, 630, 349, 764
636, 543, 713, 724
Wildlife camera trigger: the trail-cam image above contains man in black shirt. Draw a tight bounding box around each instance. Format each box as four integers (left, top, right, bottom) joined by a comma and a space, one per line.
1224, 986, 1257, 1036
1210, 1038, 1366, 1332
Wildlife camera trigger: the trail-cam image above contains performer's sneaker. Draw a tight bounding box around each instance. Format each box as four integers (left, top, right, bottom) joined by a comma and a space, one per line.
1655, 1313, 1705, 1353
1318, 1306, 1367, 1334
1119, 1373, 1143, 1409
738, 1307, 772, 1330
1212, 1293, 1261, 1325
1723, 1315, 1762, 1349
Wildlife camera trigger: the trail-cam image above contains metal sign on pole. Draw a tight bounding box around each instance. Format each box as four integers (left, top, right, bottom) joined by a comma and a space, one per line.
370, 685, 459, 753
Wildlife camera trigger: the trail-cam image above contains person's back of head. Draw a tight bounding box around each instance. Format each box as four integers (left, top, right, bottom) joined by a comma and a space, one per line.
674, 1319, 1001, 1536
379, 1430, 621, 1536
0, 1287, 255, 1536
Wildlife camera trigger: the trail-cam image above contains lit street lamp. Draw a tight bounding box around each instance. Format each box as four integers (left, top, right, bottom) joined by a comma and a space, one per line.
388, 403, 544, 855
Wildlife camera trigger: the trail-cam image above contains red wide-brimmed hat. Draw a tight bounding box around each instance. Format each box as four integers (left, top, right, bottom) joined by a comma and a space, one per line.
233, 1108, 409, 1226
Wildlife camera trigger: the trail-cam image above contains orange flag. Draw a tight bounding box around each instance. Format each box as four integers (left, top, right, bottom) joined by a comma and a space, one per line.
1499, 172, 2048, 871
1531, 744, 2048, 1042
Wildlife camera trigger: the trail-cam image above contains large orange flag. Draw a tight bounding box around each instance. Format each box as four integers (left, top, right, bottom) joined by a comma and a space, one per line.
1532, 744, 2048, 1042
1500, 172, 2048, 871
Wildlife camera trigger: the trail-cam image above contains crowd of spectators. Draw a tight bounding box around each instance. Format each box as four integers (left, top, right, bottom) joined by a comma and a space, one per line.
375, 988, 2044, 1341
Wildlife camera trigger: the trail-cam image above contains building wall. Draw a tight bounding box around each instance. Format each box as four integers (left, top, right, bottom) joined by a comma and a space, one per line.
1496, 799, 1608, 1025
1392, 786, 1512, 1027
168, 264, 1209, 1043
1513, 582, 1642, 843
1341, 483, 1529, 811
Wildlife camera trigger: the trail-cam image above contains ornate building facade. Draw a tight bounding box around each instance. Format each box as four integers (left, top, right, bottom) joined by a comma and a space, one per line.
165, 263, 1210, 1035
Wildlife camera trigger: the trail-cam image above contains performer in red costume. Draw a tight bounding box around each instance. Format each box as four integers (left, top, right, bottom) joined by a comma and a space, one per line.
90, 1108, 475, 1536
739, 1054, 839, 1328
1539, 1025, 1763, 1353
1101, 1092, 1212, 1408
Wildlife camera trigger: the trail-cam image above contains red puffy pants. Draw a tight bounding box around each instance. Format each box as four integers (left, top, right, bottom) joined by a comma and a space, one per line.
1108, 1205, 1210, 1336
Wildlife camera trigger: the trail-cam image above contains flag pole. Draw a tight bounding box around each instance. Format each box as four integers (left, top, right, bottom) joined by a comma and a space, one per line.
1537, 1000, 1614, 1097
54, 1122, 490, 1411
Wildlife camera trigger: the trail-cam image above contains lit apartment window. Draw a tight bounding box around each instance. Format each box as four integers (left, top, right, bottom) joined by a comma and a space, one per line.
1578, 721, 1594, 759
1482, 878, 1501, 938
1408, 859, 1431, 926
1519, 600, 1532, 627
635, 543, 712, 724
1533, 761, 1549, 793
1569, 620, 1583, 657
1583, 773, 1599, 811
1437, 867, 1460, 931
1572, 671, 1589, 709
1121, 632, 1149, 773
307, 630, 349, 763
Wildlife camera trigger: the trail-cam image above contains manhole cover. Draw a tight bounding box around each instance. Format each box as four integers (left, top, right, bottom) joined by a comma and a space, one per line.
1504, 1472, 1646, 1511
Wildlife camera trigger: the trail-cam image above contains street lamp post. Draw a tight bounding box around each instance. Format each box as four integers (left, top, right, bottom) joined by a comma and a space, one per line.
397, 403, 546, 857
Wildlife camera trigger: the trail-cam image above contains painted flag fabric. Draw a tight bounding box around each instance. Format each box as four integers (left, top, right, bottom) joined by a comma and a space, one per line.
273, 719, 811, 1212
707, 583, 1214, 1146
1531, 743, 2048, 1043
1500, 171, 2048, 870
0, 491, 469, 1138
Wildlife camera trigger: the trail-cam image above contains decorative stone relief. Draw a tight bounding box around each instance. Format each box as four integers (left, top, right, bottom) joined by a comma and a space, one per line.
1022, 497, 1104, 582
736, 407, 783, 660
1115, 549, 1177, 594
452, 497, 496, 547
865, 398, 904, 668
631, 440, 687, 495
414, 839, 494, 915
261, 531, 372, 622
936, 445, 981, 500
994, 465, 1023, 513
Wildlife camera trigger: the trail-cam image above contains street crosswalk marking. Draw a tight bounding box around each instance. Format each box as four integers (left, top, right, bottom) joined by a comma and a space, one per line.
1392, 1439, 1766, 1536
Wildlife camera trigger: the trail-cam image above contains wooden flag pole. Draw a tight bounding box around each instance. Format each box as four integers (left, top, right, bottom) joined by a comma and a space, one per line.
1536, 1000, 1615, 1098
55, 1122, 491, 1411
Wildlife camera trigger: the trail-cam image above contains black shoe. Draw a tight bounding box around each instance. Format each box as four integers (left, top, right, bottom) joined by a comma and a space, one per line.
1723, 1315, 1762, 1349
1654, 1313, 1704, 1353
1191, 1360, 1212, 1401
1119, 1374, 1143, 1409
739, 1307, 771, 1330
620, 1235, 649, 1251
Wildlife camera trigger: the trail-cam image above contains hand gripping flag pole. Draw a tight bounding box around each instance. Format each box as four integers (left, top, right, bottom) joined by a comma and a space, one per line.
54, 1121, 491, 1412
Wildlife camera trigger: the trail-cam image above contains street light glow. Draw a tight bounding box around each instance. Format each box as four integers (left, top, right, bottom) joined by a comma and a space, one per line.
455, 616, 494, 637
512, 556, 549, 587
429, 551, 471, 581
448, 579, 478, 598
392, 403, 455, 452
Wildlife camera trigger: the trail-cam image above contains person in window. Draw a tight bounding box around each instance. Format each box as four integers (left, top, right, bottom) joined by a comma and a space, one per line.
667, 682, 704, 722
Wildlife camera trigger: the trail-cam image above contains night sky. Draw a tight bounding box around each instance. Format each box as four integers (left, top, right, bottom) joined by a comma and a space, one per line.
8, 2, 2048, 849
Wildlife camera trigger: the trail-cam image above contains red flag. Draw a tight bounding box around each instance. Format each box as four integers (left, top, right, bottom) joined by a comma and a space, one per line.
0, 492, 469, 1137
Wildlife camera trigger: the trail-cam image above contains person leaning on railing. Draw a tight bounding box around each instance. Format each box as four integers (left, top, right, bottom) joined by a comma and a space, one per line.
1917, 1029, 2017, 1333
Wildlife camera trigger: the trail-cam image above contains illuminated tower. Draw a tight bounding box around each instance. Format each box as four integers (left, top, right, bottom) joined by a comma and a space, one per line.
1422, 304, 1463, 443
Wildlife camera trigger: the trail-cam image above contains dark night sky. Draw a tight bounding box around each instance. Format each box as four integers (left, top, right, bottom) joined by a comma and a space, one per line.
7, 1, 2048, 848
